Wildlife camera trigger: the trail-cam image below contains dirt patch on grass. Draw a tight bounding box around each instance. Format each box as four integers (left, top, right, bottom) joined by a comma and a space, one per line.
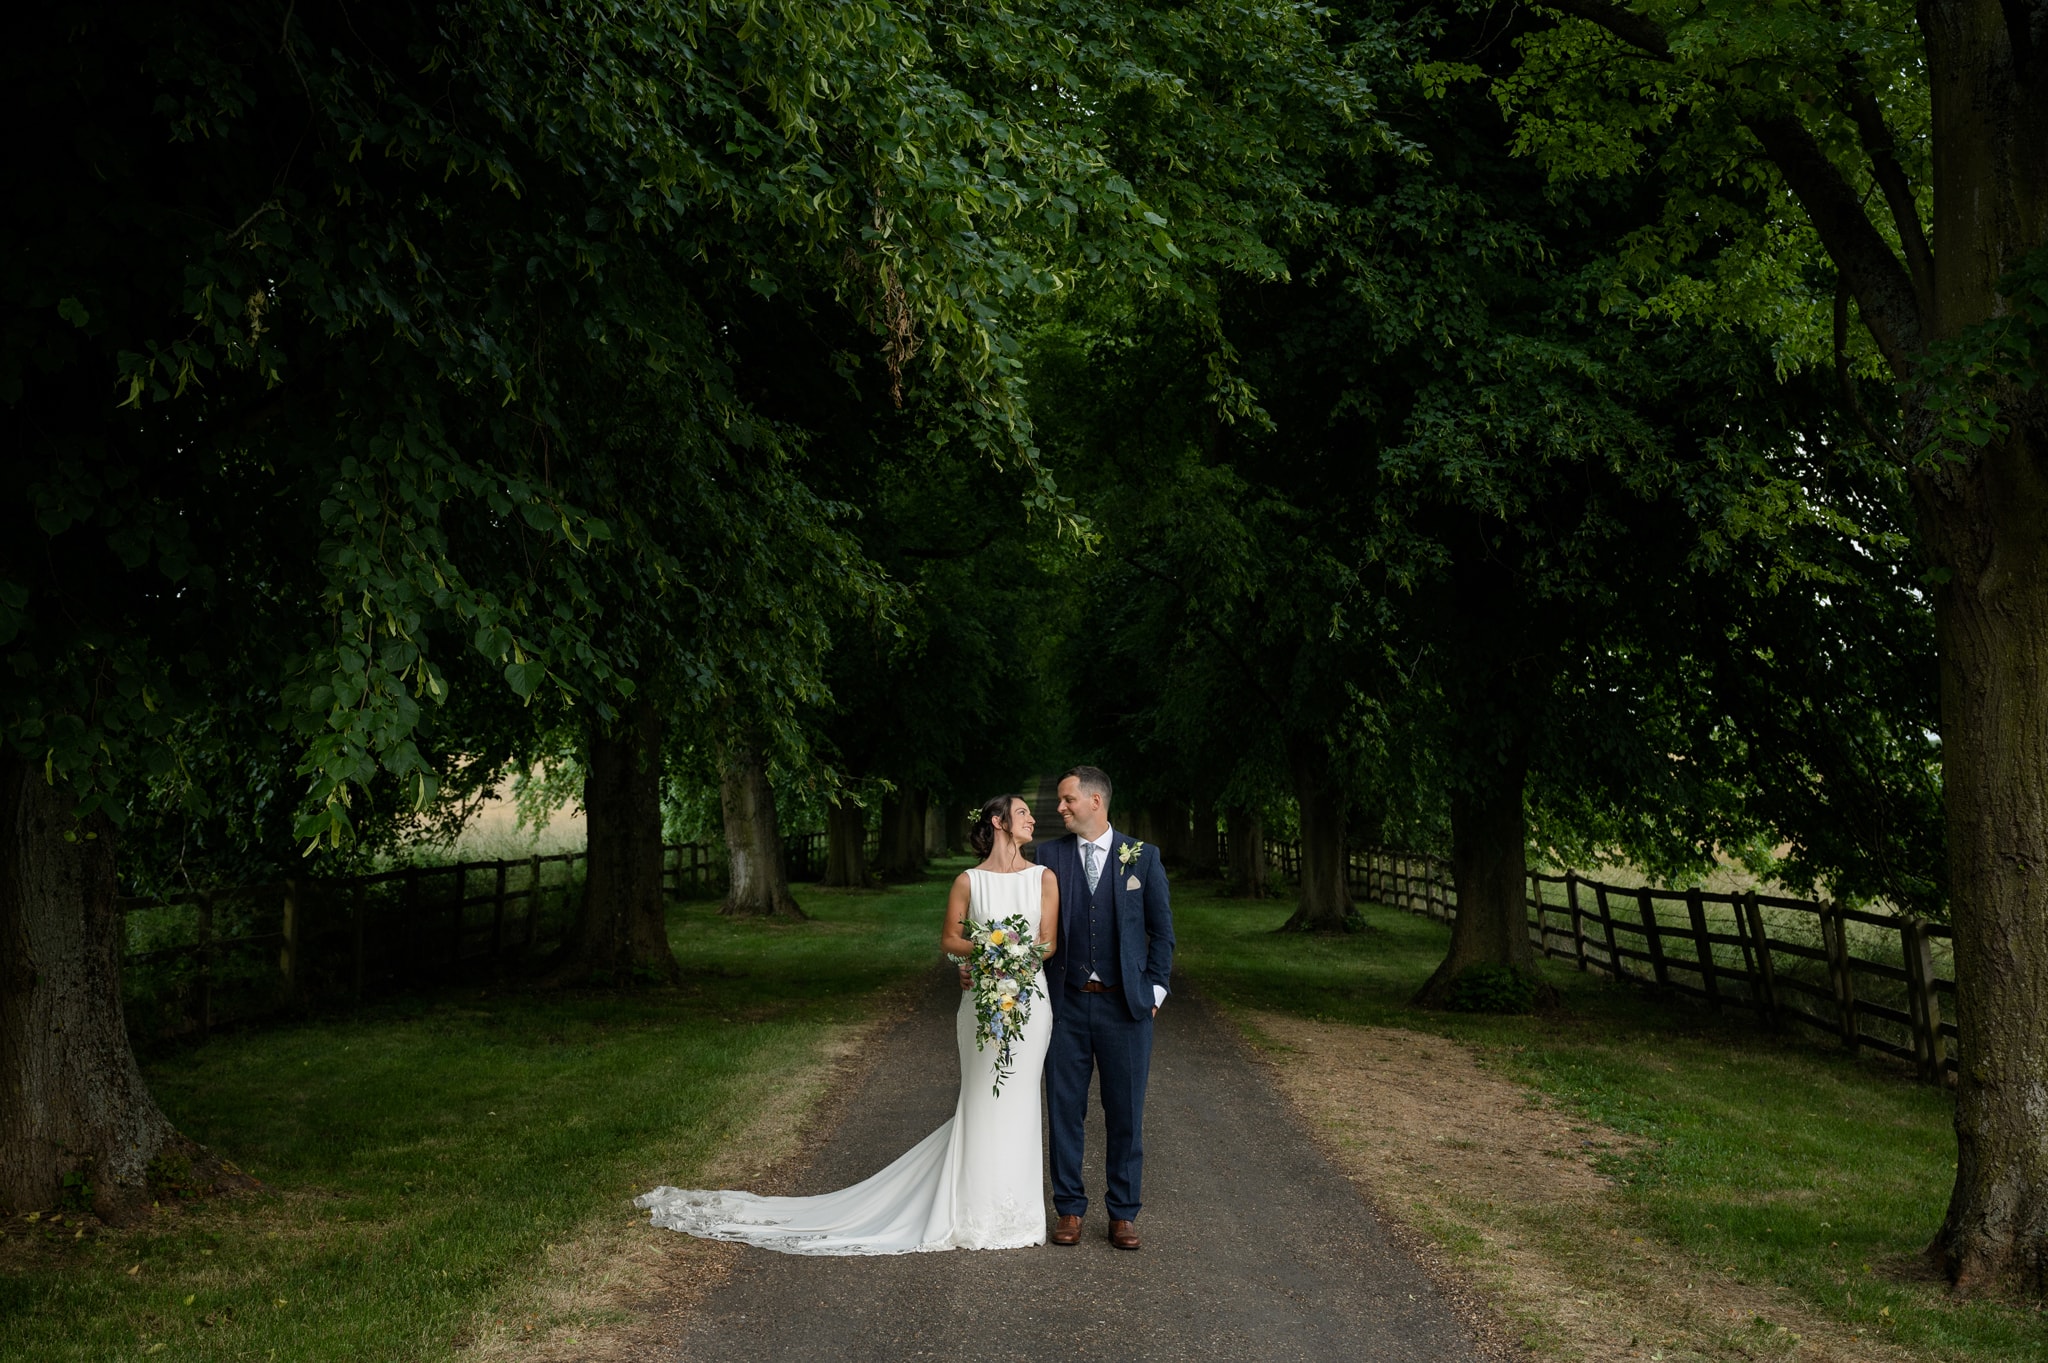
1239, 1011, 1920, 1363
458, 981, 924, 1363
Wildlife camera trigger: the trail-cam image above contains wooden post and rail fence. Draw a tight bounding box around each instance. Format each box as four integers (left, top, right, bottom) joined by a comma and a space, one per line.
119, 831, 854, 1041
1333, 845, 1956, 1086
127, 819, 1952, 1088
1214, 828, 1953, 1086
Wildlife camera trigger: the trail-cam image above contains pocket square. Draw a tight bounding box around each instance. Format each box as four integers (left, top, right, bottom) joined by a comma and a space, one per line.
1126, 874, 1141, 891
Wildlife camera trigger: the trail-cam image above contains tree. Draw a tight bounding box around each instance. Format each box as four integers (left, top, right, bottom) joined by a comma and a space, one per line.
1032, 311, 1379, 931
1484, 0, 2046, 1290
717, 730, 805, 919
0, 751, 187, 1221
0, 0, 1182, 1214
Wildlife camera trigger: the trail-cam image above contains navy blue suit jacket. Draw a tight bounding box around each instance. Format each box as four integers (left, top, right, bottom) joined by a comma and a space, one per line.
1039, 829, 1175, 1023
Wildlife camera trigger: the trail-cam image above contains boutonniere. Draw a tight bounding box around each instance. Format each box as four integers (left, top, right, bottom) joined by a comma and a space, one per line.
1119, 840, 1143, 890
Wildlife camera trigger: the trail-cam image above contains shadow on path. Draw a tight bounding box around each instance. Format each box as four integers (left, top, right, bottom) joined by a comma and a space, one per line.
664, 967, 1489, 1362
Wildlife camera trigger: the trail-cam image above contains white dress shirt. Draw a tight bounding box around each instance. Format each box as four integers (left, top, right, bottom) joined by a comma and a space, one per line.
1080, 826, 1167, 1009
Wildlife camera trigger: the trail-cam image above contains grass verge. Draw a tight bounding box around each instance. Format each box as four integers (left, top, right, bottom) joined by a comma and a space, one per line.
0, 872, 955, 1363
1175, 893, 2046, 1361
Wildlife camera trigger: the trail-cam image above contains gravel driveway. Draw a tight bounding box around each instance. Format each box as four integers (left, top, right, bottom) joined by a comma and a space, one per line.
663, 967, 1490, 1362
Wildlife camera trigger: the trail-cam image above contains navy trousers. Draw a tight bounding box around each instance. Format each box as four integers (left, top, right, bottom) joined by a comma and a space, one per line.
1046, 987, 1154, 1221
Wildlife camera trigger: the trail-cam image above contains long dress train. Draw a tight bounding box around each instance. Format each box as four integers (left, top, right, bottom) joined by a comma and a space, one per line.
635, 865, 1053, 1254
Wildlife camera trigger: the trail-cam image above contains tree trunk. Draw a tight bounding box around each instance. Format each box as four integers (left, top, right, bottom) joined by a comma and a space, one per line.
1187, 796, 1221, 878
823, 799, 869, 888
562, 699, 677, 984
1924, 420, 2048, 1293
1914, 12, 2048, 1291
1281, 742, 1353, 931
1226, 807, 1267, 898
719, 739, 804, 918
0, 750, 177, 1221
1155, 801, 1192, 869
876, 787, 928, 880
937, 799, 967, 855
1413, 745, 1541, 1008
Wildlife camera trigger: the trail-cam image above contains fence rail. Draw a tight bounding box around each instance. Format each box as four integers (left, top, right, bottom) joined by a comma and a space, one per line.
120, 827, 891, 1041
1337, 847, 1955, 1086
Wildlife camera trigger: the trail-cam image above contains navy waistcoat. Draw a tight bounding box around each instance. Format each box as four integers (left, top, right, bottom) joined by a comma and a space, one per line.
1065, 836, 1123, 988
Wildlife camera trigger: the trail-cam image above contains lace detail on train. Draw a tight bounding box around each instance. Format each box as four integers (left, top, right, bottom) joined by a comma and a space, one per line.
636, 865, 1052, 1255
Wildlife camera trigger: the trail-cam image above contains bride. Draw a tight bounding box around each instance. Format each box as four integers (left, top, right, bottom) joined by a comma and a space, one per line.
636, 793, 1060, 1254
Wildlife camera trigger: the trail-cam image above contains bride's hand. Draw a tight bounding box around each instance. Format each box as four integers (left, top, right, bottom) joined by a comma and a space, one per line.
958, 962, 971, 991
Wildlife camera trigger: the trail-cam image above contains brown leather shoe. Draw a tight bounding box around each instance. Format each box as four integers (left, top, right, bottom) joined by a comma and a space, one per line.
1109, 1219, 1141, 1251
1050, 1214, 1083, 1246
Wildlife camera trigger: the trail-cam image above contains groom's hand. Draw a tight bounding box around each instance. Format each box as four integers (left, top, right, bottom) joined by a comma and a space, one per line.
1152, 1007, 1158, 1018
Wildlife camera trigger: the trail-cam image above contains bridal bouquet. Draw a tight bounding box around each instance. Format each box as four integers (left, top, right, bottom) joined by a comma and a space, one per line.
948, 914, 1053, 1096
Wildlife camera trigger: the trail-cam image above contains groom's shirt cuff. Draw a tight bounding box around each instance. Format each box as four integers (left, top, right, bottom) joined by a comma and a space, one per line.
1153, 984, 1168, 1008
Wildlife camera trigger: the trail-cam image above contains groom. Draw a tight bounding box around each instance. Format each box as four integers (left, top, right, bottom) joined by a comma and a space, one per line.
1038, 765, 1174, 1250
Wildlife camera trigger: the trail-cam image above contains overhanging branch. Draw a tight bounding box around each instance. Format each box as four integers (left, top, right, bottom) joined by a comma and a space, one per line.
1743, 113, 1927, 374
1535, 0, 1930, 386
1836, 55, 1936, 318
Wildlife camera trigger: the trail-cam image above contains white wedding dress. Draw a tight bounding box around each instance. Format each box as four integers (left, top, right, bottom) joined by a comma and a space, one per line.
636, 865, 1054, 1254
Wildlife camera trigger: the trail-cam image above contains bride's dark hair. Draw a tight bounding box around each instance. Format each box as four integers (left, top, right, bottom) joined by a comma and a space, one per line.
969, 794, 1027, 858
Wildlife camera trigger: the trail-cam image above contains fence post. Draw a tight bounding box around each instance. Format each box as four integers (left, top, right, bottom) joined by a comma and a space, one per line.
1528, 873, 1546, 953
1903, 916, 1943, 1083
1687, 888, 1720, 1013
492, 860, 509, 963
280, 878, 302, 1004
1742, 892, 1778, 1028
351, 880, 367, 999
527, 855, 543, 947
449, 867, 465, 967
197, 890, 216, 1036
1566, 873, 1586, 971
1594, 883, 1620, 977
402, 868, 419, 973
1823, 901, 1859, 1053
1637, 889, 1669, 989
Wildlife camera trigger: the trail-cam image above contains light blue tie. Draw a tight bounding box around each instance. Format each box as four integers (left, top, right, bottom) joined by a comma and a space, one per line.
1084, 843, 1100, 889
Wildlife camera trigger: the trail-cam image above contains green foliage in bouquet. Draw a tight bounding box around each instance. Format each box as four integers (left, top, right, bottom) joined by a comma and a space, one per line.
948, 913, 1053, 1095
